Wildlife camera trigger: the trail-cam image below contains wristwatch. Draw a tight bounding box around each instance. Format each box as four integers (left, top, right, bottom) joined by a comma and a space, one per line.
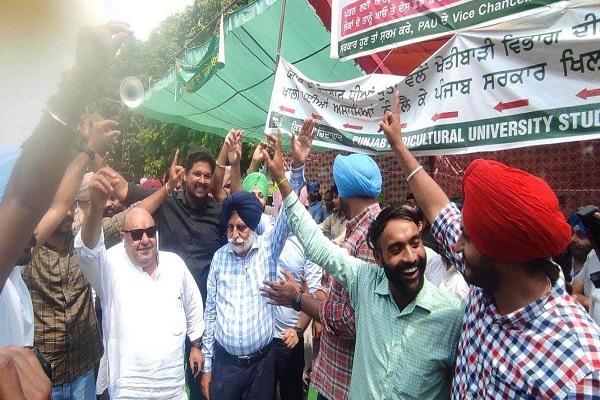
292, 290, 303, 312
293, 327, 304, 340
80, 145, 97, 160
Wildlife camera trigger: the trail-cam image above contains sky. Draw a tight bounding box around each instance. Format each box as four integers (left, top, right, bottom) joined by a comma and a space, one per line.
0, 0, 194, 147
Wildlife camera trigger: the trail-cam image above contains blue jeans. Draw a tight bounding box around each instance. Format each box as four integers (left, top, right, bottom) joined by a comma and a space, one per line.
52, 368, 95, 400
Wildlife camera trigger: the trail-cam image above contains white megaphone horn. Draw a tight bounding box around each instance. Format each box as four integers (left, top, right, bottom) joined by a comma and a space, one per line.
119, 76, 145, 109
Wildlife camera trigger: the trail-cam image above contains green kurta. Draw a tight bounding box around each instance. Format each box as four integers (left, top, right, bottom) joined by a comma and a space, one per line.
283, 192, 465, 399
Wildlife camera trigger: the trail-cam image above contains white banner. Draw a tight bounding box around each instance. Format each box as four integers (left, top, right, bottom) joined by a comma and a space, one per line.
265, 59, 403, 154
266, 1, 600, 155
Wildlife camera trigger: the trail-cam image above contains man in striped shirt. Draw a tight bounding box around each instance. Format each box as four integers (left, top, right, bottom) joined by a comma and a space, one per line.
200, 132, 308, 400
379, 92, 600, 399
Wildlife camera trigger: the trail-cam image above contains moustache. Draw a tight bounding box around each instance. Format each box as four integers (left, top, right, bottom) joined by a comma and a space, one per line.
229, 237, 246, 245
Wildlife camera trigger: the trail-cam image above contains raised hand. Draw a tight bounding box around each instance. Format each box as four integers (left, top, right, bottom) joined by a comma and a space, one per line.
223, 129, 237, 149
86, 119, 120, 154
251, 143, 265, 165
379, 91, 404, 149
88, 168, 120, 210
260, 130, 286, 183
227, 129, 243, 166
167, 149, 185, 193
91, 152, 110, 172
291, 118, 315, 167
76, 21, 132, 77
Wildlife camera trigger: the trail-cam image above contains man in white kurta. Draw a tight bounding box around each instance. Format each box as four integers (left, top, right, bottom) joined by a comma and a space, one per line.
74, 168, 204, 399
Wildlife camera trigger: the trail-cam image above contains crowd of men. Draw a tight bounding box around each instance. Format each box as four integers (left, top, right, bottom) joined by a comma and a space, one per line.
1, 21, 600, 400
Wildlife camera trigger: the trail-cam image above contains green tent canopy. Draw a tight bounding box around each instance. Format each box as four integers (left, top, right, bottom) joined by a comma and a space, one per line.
137, 0, 364, 148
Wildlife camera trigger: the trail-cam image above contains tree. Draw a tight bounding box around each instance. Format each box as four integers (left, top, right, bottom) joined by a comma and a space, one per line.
90, 0, 255, 181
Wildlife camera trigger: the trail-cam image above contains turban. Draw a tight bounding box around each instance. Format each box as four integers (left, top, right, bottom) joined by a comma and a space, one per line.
333, 154, 381, 199
307, 181, 320, 194
462, 159, 571, 263
221, 191, 263, 232
568, 212, 588, 238
242, 172, 269, 198
142, 179, 162, 189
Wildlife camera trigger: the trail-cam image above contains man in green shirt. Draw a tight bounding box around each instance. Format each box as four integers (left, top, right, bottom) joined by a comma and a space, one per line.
260, 132, 464, 400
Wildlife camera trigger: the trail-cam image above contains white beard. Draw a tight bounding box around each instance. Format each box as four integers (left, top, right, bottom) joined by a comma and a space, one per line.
229, 232, 255, 255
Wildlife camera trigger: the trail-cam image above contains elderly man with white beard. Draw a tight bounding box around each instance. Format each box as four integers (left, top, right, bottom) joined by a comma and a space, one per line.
200, 132, 309, 400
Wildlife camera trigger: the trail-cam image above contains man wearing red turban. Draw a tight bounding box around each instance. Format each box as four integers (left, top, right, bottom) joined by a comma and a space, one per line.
379, 92, 600, 399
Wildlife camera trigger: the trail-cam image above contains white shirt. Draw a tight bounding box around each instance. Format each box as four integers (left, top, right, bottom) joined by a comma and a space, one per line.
75, 230, 204, 400
274, 236, 322, 337
425, 253, 470, 301
0, 265, 34, 346
575, 250, 600, 326
256, 212, 275, 236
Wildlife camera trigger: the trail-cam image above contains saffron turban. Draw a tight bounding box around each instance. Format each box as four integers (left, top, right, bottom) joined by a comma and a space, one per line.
462, 159, 571, 263
242, 172, 269, 198
333, 154, 382, 199
221, 191, 263, 232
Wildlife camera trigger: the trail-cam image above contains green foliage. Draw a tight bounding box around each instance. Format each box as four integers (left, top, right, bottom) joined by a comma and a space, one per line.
90, 0, 256, 181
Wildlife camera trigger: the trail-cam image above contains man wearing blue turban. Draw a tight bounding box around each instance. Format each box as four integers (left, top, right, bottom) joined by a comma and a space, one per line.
333, 153, 382, 198
201, 140, 306, 400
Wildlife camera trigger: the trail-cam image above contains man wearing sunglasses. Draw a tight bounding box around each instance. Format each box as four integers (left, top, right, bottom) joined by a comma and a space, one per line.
75, 168, 205, 400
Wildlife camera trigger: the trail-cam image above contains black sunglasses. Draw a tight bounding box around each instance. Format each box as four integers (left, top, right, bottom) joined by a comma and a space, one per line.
123, 226, 157, 241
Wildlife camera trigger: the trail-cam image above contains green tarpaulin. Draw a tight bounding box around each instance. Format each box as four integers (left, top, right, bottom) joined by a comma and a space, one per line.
137, 0, 365, 148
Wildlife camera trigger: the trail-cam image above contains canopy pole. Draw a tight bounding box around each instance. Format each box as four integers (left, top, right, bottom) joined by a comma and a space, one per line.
274, 0, 288, 69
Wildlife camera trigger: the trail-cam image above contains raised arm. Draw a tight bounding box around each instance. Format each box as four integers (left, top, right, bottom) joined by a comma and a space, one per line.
74, 168, 120, 299
33, 118, 120, 255
0, 22, 131, 290
379, 92, 466, 274
81, 169, 119, 250
139, 149, 184, 214
261, 128, 363, 291
213, 129, 242, 201
265, 122, 313, 264
247, 144, 266, 174
379, 91, 450, 224
228, 130, 243, 194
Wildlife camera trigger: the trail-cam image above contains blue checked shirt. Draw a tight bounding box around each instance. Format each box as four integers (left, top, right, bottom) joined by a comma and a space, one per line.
432, 202, 600, 399
202, 167, 304, 372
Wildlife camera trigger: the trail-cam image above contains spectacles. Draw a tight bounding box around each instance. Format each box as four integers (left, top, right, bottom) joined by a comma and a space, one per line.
123, 226, 157, 241
194, 172, 213, 181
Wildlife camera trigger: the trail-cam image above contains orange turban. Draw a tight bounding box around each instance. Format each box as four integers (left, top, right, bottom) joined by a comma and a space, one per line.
462, 159, 571, 263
